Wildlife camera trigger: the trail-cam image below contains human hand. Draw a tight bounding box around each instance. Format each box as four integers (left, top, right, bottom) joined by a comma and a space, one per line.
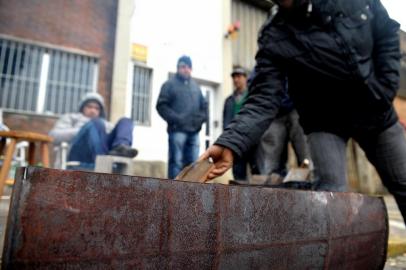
198, 145, 234, 180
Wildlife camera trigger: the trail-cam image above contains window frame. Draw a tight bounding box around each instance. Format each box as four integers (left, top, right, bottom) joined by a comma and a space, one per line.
0, 34, 99, 116
130, 62, 153, 126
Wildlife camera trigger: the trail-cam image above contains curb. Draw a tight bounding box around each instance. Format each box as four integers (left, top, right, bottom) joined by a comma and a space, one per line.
388, 238, 406, 258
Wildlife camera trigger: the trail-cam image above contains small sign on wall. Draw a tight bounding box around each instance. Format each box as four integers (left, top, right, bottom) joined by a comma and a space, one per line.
131, 43, 148, 63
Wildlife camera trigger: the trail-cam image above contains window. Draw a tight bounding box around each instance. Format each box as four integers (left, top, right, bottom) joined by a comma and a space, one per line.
0, 36, 98, 115
131, 64, 152, 125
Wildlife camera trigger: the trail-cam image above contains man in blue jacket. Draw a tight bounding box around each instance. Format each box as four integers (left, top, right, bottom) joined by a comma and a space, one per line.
201, 0, 406, 224
157, 56, 207, 179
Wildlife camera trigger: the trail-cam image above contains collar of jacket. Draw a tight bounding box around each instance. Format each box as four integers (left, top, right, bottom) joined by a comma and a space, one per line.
233, 89, 247, 96
273, 0, 338, 27
175, 73, 191, 84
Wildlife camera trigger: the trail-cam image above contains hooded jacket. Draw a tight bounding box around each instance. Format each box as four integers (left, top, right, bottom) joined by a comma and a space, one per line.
49, 92, 113, 144
216, 0, 401, 157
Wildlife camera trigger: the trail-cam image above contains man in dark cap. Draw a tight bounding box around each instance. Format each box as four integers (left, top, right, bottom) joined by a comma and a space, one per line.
201, 0, 406, 225
156, 55, 208, 179
223, 66, 257, 180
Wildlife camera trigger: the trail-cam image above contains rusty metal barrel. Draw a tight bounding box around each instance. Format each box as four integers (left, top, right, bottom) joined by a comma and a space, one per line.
2, 167, 388, 269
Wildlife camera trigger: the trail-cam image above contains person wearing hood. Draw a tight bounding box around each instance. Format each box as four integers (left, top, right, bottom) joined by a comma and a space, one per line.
49, 92, 137, 170
200, 0, 406, 225
156, 55, 208, 179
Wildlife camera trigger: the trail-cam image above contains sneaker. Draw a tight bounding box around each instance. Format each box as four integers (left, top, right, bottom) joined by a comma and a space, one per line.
108, 144, 138, 158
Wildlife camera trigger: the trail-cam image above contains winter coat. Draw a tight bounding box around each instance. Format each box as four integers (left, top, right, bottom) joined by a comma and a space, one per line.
156, 74, 207, 133
49, 113, 114, 145
216, 0, 401, 157
49, 92, 113, 144
223, 91, 248, 130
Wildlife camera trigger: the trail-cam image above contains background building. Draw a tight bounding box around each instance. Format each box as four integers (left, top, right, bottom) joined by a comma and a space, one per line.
1, 0, 404, 190
0, 0, 119, 133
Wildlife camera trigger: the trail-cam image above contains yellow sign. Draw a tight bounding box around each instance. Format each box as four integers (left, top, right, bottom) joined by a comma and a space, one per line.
132, 44, 148, 62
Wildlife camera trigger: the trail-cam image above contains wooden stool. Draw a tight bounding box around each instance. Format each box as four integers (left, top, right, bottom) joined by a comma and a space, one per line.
0, 130, 53, 197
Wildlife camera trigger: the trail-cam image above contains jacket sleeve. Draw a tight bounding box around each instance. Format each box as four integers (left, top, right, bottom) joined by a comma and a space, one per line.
215, 29, 285, 157
48, 114, 80, 145
156, 81, 182, 124
370, 0, 401, 100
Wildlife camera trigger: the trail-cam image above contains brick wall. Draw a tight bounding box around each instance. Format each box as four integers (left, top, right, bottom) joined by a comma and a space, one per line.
0, 0, 118, 116
3, 112, 57, 134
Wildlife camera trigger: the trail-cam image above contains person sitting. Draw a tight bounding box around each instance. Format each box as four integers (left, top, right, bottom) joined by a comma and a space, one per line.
49, 92, 137, 170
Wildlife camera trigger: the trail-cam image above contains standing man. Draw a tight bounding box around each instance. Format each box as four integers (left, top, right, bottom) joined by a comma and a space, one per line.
156, 56, 207, 179
200, 0, 406, 225
223, 66, 257, 180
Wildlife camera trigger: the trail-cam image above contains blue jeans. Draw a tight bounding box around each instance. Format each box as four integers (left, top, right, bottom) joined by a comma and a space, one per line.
168, 131, 200, 179
68, 117, 134, 169
308, 122, 406, 223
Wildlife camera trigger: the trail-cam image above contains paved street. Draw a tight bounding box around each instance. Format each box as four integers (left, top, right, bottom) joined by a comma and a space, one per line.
0, 185, 404, 268
384, 196, 406, 269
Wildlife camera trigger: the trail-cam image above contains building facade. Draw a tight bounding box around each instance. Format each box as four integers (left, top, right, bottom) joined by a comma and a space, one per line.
0, 0, 119, 133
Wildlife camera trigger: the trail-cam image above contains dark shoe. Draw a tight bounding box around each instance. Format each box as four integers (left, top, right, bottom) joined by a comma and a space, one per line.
108, 144, 138, 158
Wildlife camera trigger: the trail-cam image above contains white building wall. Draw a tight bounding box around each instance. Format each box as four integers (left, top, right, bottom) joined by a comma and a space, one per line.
130, 0, 225, 162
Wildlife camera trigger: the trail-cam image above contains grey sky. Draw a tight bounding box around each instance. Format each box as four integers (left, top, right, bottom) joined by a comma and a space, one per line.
381, 0, 406, 31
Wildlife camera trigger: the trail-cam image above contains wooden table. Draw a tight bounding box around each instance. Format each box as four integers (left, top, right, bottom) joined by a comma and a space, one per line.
0, 130, 53, 197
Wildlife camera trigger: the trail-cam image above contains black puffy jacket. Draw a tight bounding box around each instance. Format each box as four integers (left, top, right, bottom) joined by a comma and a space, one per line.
156, 74, 208, 133
216, 0, 401, 157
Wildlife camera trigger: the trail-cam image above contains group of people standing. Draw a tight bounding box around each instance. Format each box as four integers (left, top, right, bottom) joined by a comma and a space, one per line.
48, 0, 406, 226
156, 55, 309, 181
223, 66, 310, 181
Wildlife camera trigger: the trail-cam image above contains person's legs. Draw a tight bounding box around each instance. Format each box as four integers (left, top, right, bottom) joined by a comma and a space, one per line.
168, 132, 187, 179
68, 118, 108, 167
183, 132, 200, 167
255, 116, 288, 175
307, 132, 348, 191
356, 122, 406, 223
107, 117, 134, 149
287, 110, 311, 166
232, 157, 248, 181
107, 118, 137, 157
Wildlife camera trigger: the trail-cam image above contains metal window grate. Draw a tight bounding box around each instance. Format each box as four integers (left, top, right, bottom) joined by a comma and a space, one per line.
0, 39, 42, 112
0, 36, 98, 115
131, 65, 152, 126
45, 51, 97, 114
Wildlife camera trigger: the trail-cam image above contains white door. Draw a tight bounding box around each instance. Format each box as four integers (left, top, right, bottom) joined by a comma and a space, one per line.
199, 84, 219, 155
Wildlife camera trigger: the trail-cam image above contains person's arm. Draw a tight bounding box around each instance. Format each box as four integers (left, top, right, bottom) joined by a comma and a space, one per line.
201, 26, 286, 179
156, 81, 182, 124
369, 0, 401, 101
48, 114, 80, 144
215, 37, 285, 157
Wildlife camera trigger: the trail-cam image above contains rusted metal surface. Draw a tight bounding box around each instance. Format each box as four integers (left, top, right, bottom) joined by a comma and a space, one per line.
3, 166, 388, 269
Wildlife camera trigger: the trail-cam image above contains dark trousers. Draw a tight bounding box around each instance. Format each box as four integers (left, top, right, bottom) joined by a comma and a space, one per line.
308, 122, 406, 224
256, 110, 310, 176
232, 149, 258, 181
68, 117, 133, 169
